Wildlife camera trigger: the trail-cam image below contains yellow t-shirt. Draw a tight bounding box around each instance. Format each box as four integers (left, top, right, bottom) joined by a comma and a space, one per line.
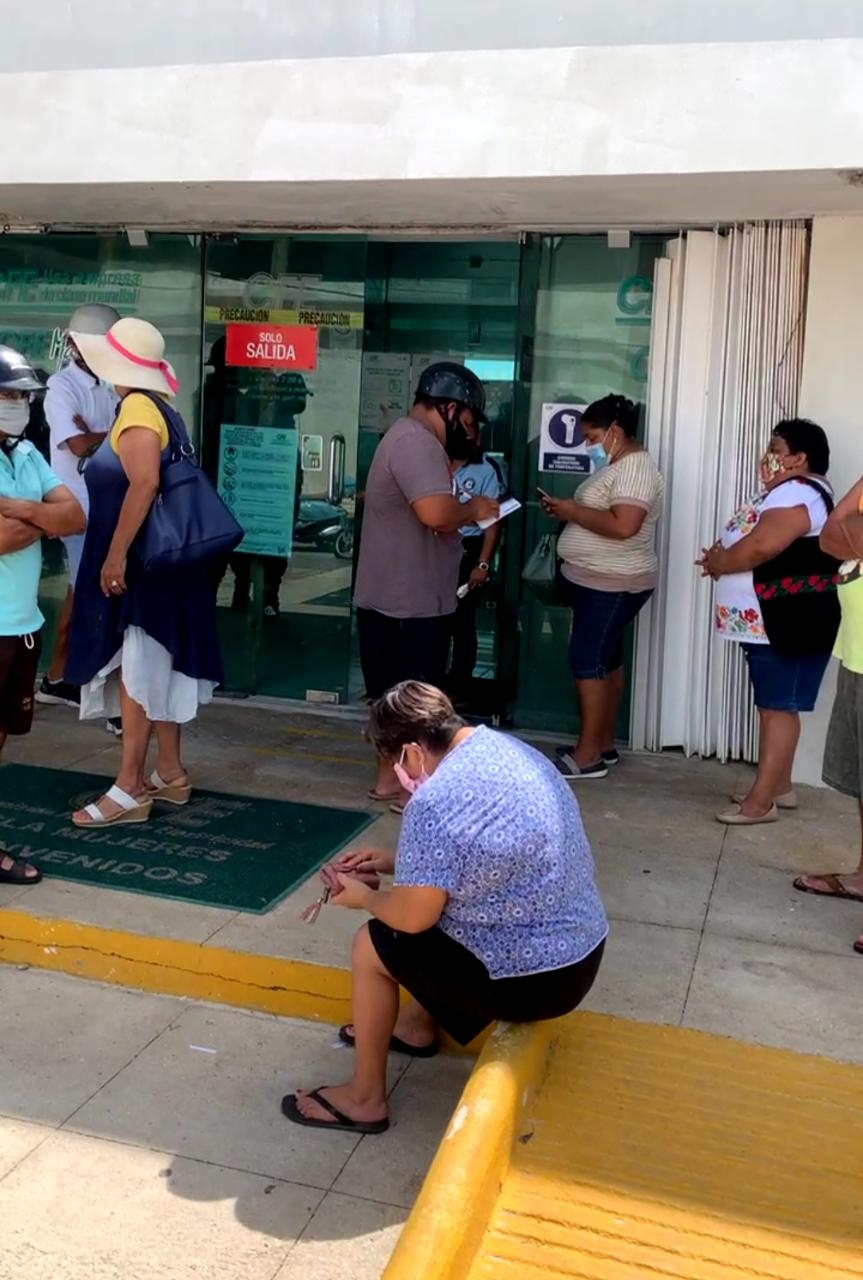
109, 392, 170, 452
835, 491, 863, 675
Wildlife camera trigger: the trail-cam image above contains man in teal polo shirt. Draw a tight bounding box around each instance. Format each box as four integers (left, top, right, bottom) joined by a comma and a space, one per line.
0, 346, 85, 884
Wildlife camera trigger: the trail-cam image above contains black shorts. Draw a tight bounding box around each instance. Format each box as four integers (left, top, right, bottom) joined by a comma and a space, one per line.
368, 918, 605, 1045
356, 607, 452, 701
0, 633, 41, 736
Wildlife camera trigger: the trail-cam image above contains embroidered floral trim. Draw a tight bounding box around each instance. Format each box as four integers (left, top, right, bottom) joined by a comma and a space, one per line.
715, 604, 765, 640
755, 575, 840, 599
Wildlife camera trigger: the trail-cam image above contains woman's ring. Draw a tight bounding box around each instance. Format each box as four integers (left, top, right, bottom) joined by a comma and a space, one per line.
110, 579, 119, 588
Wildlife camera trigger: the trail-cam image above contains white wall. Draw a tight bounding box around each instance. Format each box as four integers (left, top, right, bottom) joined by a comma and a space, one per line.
4, 0, 863, 72
794, 217, 863, 785
3, 40, 863, 231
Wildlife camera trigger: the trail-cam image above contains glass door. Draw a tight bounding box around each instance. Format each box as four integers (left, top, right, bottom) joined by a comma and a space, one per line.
201, 235, 367, 703
509, 233, 665, 735
356, 238, 521, 717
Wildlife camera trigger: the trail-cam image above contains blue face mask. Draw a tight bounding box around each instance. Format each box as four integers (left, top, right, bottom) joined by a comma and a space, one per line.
586, 442, 609, 471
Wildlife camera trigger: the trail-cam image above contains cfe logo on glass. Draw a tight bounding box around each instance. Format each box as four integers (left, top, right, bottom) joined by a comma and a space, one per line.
539, 403, 590, 474
225, 322, 319, 371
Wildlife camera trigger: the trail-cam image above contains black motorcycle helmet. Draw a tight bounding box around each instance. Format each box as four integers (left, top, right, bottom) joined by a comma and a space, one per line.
415, 361, 488, 423
0, 345, 43, 394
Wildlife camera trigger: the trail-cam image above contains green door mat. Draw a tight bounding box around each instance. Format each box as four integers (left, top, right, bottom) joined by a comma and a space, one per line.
0, 765, 373, 914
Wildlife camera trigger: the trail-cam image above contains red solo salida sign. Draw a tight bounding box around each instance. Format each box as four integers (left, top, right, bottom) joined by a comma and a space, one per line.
225, 323, 319, 371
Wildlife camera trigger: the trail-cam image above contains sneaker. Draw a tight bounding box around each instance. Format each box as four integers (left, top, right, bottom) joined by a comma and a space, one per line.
105, 717, 123, 738
263, 605, 279, 619
601, 748, 621, 767
35, 676, 80, 707
554, 747, 608, 780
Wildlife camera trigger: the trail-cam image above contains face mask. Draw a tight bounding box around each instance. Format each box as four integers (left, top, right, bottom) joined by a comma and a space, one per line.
443, 407, 475, 463
0, 400, 30, 438
586, 427, 617, 471
587, 442, 609, 470
394, 745, 429, 796
762, 452, 784, 479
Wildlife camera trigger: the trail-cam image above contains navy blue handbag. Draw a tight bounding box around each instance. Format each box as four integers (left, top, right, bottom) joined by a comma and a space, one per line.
134, 394, 244, 573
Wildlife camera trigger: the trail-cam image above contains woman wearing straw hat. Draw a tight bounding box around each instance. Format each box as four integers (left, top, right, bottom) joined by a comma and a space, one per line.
65, 318, 224, 826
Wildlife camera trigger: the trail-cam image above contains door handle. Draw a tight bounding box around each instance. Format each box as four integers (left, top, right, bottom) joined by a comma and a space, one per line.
328, 434, 346, 505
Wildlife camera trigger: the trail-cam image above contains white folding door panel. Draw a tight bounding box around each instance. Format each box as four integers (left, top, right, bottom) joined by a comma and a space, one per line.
632, 223, 808, 760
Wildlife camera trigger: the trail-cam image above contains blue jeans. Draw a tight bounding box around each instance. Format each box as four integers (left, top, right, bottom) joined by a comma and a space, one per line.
568, 583, 653, 680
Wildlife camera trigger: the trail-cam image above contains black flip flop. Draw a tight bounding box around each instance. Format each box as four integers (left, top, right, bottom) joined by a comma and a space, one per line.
338, 1024, 439, 1058
0, 858, 42, 885
281, 1089, 389, 1134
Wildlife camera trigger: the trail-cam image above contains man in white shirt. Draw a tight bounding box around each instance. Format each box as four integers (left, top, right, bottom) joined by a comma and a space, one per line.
35, 304, 119, 709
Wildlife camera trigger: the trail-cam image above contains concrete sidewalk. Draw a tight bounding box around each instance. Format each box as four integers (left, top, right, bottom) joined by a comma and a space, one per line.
1, 698, 861, 1062
0, 965, 471, 1280
0, 698, 861, 1277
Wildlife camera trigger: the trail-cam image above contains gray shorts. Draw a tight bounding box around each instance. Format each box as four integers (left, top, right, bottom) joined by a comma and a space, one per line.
823, 664, 863, 798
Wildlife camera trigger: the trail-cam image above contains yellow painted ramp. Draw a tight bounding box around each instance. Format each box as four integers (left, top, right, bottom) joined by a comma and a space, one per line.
386, 1013, 863, 1279
469, 1016, 863, 1280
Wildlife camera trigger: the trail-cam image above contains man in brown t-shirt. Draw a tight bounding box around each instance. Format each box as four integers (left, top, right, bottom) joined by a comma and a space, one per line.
354, 362, 498, 803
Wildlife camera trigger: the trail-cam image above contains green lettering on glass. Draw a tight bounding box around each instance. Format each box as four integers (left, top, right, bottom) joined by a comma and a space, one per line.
617, 274, 653, 317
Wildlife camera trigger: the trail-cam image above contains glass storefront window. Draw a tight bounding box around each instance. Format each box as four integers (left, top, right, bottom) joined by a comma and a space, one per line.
0, 229, 663, 734
0, 232, 203, 652
201, 236, 367, 702
510, 234, 665, 734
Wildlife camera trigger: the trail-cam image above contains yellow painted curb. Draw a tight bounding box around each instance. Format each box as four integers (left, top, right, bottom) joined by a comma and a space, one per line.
382, 1018, 556, 1280
0, 907, 488, 1055
0, 907, 353, 1023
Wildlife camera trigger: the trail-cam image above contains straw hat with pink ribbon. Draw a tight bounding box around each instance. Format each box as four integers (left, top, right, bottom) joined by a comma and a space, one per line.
69, 316, 179, 398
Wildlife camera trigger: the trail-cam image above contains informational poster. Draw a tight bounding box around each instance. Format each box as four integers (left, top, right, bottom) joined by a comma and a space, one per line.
539, 402, 590, 474
301, 434, 324, 472
359, 352, 412, 430
217, 424, 299, 556
225, 323, 318, 371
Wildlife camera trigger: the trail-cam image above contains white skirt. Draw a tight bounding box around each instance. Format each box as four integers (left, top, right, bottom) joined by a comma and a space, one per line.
79, 625, 217, 724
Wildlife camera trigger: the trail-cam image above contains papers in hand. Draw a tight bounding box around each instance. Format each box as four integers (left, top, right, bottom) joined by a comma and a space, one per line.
476, 497, 522, 530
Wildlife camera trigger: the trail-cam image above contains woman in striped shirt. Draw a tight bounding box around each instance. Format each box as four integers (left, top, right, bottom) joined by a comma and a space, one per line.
540, 395, 664, 780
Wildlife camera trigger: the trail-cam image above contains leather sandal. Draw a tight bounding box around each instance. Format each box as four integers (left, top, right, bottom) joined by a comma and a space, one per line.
793, 873, 863, 903
72, 784, 153, 827
0, 854, 42, 885
146, 770, 192, 806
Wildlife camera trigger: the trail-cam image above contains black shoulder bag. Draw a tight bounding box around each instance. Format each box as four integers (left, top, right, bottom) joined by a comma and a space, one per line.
751, 477, 842, 655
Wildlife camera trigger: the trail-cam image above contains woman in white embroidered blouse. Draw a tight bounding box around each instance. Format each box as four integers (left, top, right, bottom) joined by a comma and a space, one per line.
699, 419, 836, 826
540, 395, 664, 780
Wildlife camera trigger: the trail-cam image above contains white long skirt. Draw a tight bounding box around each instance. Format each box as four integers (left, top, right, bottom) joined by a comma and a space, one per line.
79, 625, 216, 724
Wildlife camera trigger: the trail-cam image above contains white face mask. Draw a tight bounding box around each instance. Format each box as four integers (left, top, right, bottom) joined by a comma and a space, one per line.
0, 400, 30, 438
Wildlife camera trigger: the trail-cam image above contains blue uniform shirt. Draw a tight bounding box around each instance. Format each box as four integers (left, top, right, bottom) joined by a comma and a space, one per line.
395, 726, 609, 979
454, 456, 507, 538
0, 441, 63, 636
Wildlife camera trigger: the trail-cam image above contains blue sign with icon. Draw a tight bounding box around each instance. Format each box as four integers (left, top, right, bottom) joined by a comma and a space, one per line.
539, 402, 591, 474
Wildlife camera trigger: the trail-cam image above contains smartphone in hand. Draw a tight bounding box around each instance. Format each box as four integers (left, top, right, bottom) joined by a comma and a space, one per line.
536, 487, 552, 501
